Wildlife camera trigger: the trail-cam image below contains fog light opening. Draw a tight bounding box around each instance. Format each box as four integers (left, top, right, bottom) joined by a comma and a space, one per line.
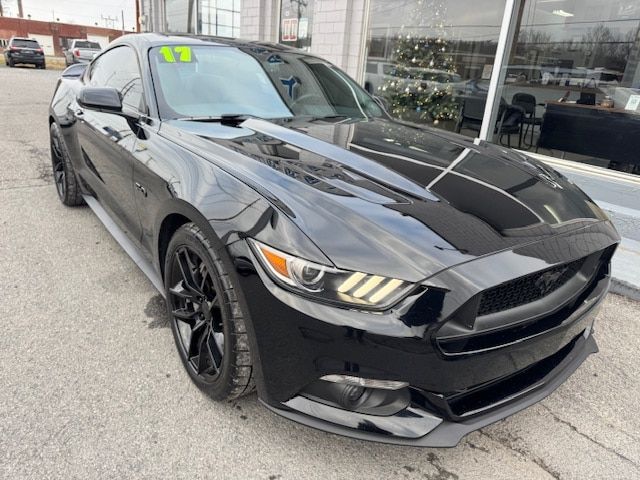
320, 374, 409, 391
300, 377, 411, 416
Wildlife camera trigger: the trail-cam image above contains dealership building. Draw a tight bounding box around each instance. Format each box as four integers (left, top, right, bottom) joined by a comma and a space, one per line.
140, 0, 640, 181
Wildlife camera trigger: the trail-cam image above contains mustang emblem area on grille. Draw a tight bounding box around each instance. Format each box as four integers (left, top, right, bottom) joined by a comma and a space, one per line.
534, 268, 568, 296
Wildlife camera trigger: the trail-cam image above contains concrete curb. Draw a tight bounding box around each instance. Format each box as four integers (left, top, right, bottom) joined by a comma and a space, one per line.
610, 238, 640, 302
611, 278, 640, 302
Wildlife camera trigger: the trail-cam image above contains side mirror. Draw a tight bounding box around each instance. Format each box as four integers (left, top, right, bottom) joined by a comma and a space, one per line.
77, 87, 122, 112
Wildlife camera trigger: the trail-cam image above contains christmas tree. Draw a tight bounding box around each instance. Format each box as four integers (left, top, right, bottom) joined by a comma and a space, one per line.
379, 1, 459, 126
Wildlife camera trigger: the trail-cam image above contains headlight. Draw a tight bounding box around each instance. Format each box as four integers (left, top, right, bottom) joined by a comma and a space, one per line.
248, 239, 413, 309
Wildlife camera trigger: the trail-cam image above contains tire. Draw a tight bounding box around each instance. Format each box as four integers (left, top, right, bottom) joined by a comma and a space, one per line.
50, 122, 84, 206
38, 62, 46, 69
8, 58, 14, 68
164, 223, 255, 400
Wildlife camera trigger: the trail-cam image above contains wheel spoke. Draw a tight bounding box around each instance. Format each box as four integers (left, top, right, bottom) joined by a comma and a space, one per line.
199, 264, 209, 292
195, 329, 219, 375
172, 307, 198, 321
176, 248, 203, 295
169, 280, 194, 300
209, 331, 224, 369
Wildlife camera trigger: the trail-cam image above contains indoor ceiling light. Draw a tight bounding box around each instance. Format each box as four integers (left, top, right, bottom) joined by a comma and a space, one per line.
553, 9, 574, 17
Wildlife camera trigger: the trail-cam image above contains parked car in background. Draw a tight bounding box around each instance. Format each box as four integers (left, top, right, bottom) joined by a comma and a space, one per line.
365, 60, 465, 96
4, 37, 45, 69
64, 39, 102, 66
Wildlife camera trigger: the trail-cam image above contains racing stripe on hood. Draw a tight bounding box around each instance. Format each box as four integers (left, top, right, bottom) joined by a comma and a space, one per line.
241, 118, 438, 203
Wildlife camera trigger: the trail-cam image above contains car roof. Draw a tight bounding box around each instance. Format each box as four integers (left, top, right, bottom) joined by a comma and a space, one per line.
109, 32, 308, 55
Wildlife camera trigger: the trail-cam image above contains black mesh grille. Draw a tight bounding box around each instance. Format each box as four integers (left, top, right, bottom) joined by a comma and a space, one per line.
478, 258, 585, 316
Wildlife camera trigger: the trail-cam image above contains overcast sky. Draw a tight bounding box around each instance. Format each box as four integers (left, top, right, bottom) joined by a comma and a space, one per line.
2, 0, 137, 31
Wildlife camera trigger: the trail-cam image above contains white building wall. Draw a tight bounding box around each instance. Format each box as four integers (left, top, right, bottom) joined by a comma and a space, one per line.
309, 0, 368, 81
240, 0, 369, 81
240, 0, 279, 42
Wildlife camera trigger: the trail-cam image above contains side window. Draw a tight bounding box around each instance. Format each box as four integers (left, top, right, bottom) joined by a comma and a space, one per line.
89, 46, 145, 112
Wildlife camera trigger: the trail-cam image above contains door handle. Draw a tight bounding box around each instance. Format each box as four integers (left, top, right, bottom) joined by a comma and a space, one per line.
135, 182, 147, 197
75, 108, 84, 117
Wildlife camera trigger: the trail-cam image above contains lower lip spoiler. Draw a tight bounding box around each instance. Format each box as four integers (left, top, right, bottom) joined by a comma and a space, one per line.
262, 332, 598, 447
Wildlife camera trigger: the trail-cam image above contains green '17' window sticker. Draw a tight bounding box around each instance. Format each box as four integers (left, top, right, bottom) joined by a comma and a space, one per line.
158, 45, 193, 63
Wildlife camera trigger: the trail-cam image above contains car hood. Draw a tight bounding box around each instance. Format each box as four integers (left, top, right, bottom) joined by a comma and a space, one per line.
163, 116, 609, 282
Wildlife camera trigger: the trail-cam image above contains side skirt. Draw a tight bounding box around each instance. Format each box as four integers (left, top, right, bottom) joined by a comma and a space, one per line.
83, 195, 165, 296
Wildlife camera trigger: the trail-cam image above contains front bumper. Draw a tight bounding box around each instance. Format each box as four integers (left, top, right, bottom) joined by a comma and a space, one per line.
227, 220, 617, 446
264, 332, 598, 447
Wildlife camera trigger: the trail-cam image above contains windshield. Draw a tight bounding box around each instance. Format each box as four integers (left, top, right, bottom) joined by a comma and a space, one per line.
149, 45, 384, 120
75, 41, 101, 49
13, 39, 40, 48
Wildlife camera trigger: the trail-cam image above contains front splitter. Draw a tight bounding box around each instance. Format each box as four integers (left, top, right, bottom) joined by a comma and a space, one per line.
262, 334, 598, 447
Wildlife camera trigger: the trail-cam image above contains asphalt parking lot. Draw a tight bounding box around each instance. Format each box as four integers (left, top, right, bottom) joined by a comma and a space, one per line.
1, 64, 639, 480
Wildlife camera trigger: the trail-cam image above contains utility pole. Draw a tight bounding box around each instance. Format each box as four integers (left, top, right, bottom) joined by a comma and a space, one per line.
0, 0, 4, 17
121, 9, 125, 33
135, 0, 141, 33
17, 0, 23, 18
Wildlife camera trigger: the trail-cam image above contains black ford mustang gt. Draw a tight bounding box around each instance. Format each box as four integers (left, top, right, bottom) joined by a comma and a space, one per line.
48, 33, 619, 447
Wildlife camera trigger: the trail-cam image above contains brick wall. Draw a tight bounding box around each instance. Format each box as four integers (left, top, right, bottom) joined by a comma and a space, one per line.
0, 17, 125, 56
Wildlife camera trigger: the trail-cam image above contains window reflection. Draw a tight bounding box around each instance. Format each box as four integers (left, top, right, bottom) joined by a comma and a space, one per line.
365, 0, 506, 136
279, 0, 314, 50
491, 0, 640, 175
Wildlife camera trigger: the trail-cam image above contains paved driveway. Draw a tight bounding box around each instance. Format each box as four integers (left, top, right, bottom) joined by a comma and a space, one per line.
1, 64, 639, 479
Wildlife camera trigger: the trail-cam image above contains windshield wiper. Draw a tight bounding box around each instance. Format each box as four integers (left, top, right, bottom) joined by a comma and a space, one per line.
176, 114, 249, 126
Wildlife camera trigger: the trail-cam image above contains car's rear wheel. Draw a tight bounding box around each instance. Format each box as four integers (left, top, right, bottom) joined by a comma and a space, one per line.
50, 123, 84, 206
165, 223, 255, 400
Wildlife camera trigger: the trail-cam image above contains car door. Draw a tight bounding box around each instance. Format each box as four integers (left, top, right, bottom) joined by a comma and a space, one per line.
75, 45, 145, 241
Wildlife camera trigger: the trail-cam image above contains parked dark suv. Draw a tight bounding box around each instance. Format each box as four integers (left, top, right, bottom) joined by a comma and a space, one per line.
4, 37, 46, 69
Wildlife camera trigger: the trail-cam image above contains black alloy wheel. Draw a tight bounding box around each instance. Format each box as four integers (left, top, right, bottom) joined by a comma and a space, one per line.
164, 224, 254, 400
49, 122, 84, 206
168, 245, 225, 382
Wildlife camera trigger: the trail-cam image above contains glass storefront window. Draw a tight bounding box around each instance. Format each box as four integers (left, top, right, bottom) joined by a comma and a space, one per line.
201, 0, 242, 37
165, 0, 197, 33
279, 0, 314, 51
365, 0, 506, 136
490, 0, 640, 175
165, 0, 241, 37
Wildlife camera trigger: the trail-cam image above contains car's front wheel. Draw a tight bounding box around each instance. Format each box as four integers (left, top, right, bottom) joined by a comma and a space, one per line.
8, 57, 14, 67
50, 122, 84, 206
164, 223, 255, 400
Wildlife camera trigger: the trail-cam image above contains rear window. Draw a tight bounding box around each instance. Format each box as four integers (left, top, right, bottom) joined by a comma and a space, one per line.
75, 41, 101, 49
12, 39, 40, 48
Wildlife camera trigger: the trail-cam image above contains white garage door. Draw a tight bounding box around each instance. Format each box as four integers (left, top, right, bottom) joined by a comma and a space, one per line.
27, 33, 54, 56
86, 34, 110, 50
